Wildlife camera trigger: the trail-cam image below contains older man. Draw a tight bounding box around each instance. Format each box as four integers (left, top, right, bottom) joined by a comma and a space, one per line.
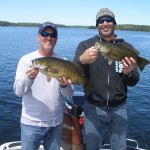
14, 21, 74, 150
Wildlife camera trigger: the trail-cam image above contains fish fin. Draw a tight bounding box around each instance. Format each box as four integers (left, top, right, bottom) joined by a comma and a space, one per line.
138, 57, 150, 71
119, 43, 140, 55
83, 79, 93, 97
108, 59, 113, 65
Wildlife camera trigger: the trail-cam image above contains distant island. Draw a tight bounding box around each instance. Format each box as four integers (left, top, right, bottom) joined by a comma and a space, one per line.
0, 21, 150, 32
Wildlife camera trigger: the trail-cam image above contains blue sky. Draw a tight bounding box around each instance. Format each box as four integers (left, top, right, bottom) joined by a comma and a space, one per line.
1, 0, 150, 26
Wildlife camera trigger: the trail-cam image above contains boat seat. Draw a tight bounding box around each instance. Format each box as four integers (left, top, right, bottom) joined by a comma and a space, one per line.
65, 95, 85, 117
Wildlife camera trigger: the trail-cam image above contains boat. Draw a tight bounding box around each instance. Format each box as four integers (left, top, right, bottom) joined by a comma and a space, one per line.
0, 139, 146, 150
0, 92, 146, 150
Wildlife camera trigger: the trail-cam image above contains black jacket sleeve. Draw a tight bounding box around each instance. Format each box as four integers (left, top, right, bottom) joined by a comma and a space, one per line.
122, 65, 140, 86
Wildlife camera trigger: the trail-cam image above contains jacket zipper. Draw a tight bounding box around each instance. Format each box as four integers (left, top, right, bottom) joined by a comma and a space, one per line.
107, 64, 110, 107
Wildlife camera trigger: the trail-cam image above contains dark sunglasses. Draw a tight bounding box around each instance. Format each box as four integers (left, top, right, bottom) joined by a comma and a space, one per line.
97, 17, 114, 24
41, 31, 57, 38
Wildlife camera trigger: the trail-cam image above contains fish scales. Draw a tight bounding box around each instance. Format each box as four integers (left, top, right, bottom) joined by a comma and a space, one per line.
31, 57, 92, 96
95, 42, 150, 71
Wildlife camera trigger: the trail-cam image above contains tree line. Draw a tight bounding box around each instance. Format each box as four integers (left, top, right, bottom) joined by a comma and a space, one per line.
0, 21, 150, 32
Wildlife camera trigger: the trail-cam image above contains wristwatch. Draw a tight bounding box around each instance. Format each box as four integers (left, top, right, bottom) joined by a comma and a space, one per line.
127, 71, 134, 77
60, 85, 68, 88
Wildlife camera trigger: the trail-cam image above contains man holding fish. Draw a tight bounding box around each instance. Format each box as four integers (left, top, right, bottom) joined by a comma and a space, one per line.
74, 8, 142, 150
14, 21, 74, 150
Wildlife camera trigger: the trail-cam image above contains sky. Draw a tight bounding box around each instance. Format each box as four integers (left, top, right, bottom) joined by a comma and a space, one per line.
1, 0, 150, 26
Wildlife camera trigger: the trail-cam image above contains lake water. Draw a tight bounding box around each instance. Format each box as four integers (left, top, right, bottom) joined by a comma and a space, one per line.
0, 27, 150, 149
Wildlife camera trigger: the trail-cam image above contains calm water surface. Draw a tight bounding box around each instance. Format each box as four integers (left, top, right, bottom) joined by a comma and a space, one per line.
0, 27, 150, 149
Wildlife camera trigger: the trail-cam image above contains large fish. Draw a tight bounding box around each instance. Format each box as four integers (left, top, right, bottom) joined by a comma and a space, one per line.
31, 57, 92, 96
95, 42, 150, 71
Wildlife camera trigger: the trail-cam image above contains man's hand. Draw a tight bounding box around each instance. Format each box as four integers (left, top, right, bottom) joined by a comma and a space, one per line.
26, 68, 39, 79
79, 46, 99, 64
122, 57, 136, 75
58, 77, 72, 87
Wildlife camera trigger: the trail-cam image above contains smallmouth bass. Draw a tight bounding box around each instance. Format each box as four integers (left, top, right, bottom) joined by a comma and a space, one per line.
95, 42, 150, 71
31, 57, 92, 96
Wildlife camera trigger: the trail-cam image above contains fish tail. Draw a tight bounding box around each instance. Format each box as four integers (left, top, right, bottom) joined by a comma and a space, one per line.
83, 80, 92, 97
138, 57, 150, 71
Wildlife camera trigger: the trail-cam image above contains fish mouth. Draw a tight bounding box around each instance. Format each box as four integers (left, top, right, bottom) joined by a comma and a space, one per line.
95, 44, 105, 53
34, 64, 45, 70
95, 42, 109, 55
30, 61, 41, 69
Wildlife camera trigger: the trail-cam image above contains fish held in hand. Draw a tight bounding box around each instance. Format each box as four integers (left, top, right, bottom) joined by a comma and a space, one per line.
31, 57, 92, 96
95, 42, 150, 71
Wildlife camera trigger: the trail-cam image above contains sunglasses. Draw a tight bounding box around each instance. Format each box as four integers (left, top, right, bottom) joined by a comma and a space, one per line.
41, 31, 57, 38
97, 17, 114, 24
